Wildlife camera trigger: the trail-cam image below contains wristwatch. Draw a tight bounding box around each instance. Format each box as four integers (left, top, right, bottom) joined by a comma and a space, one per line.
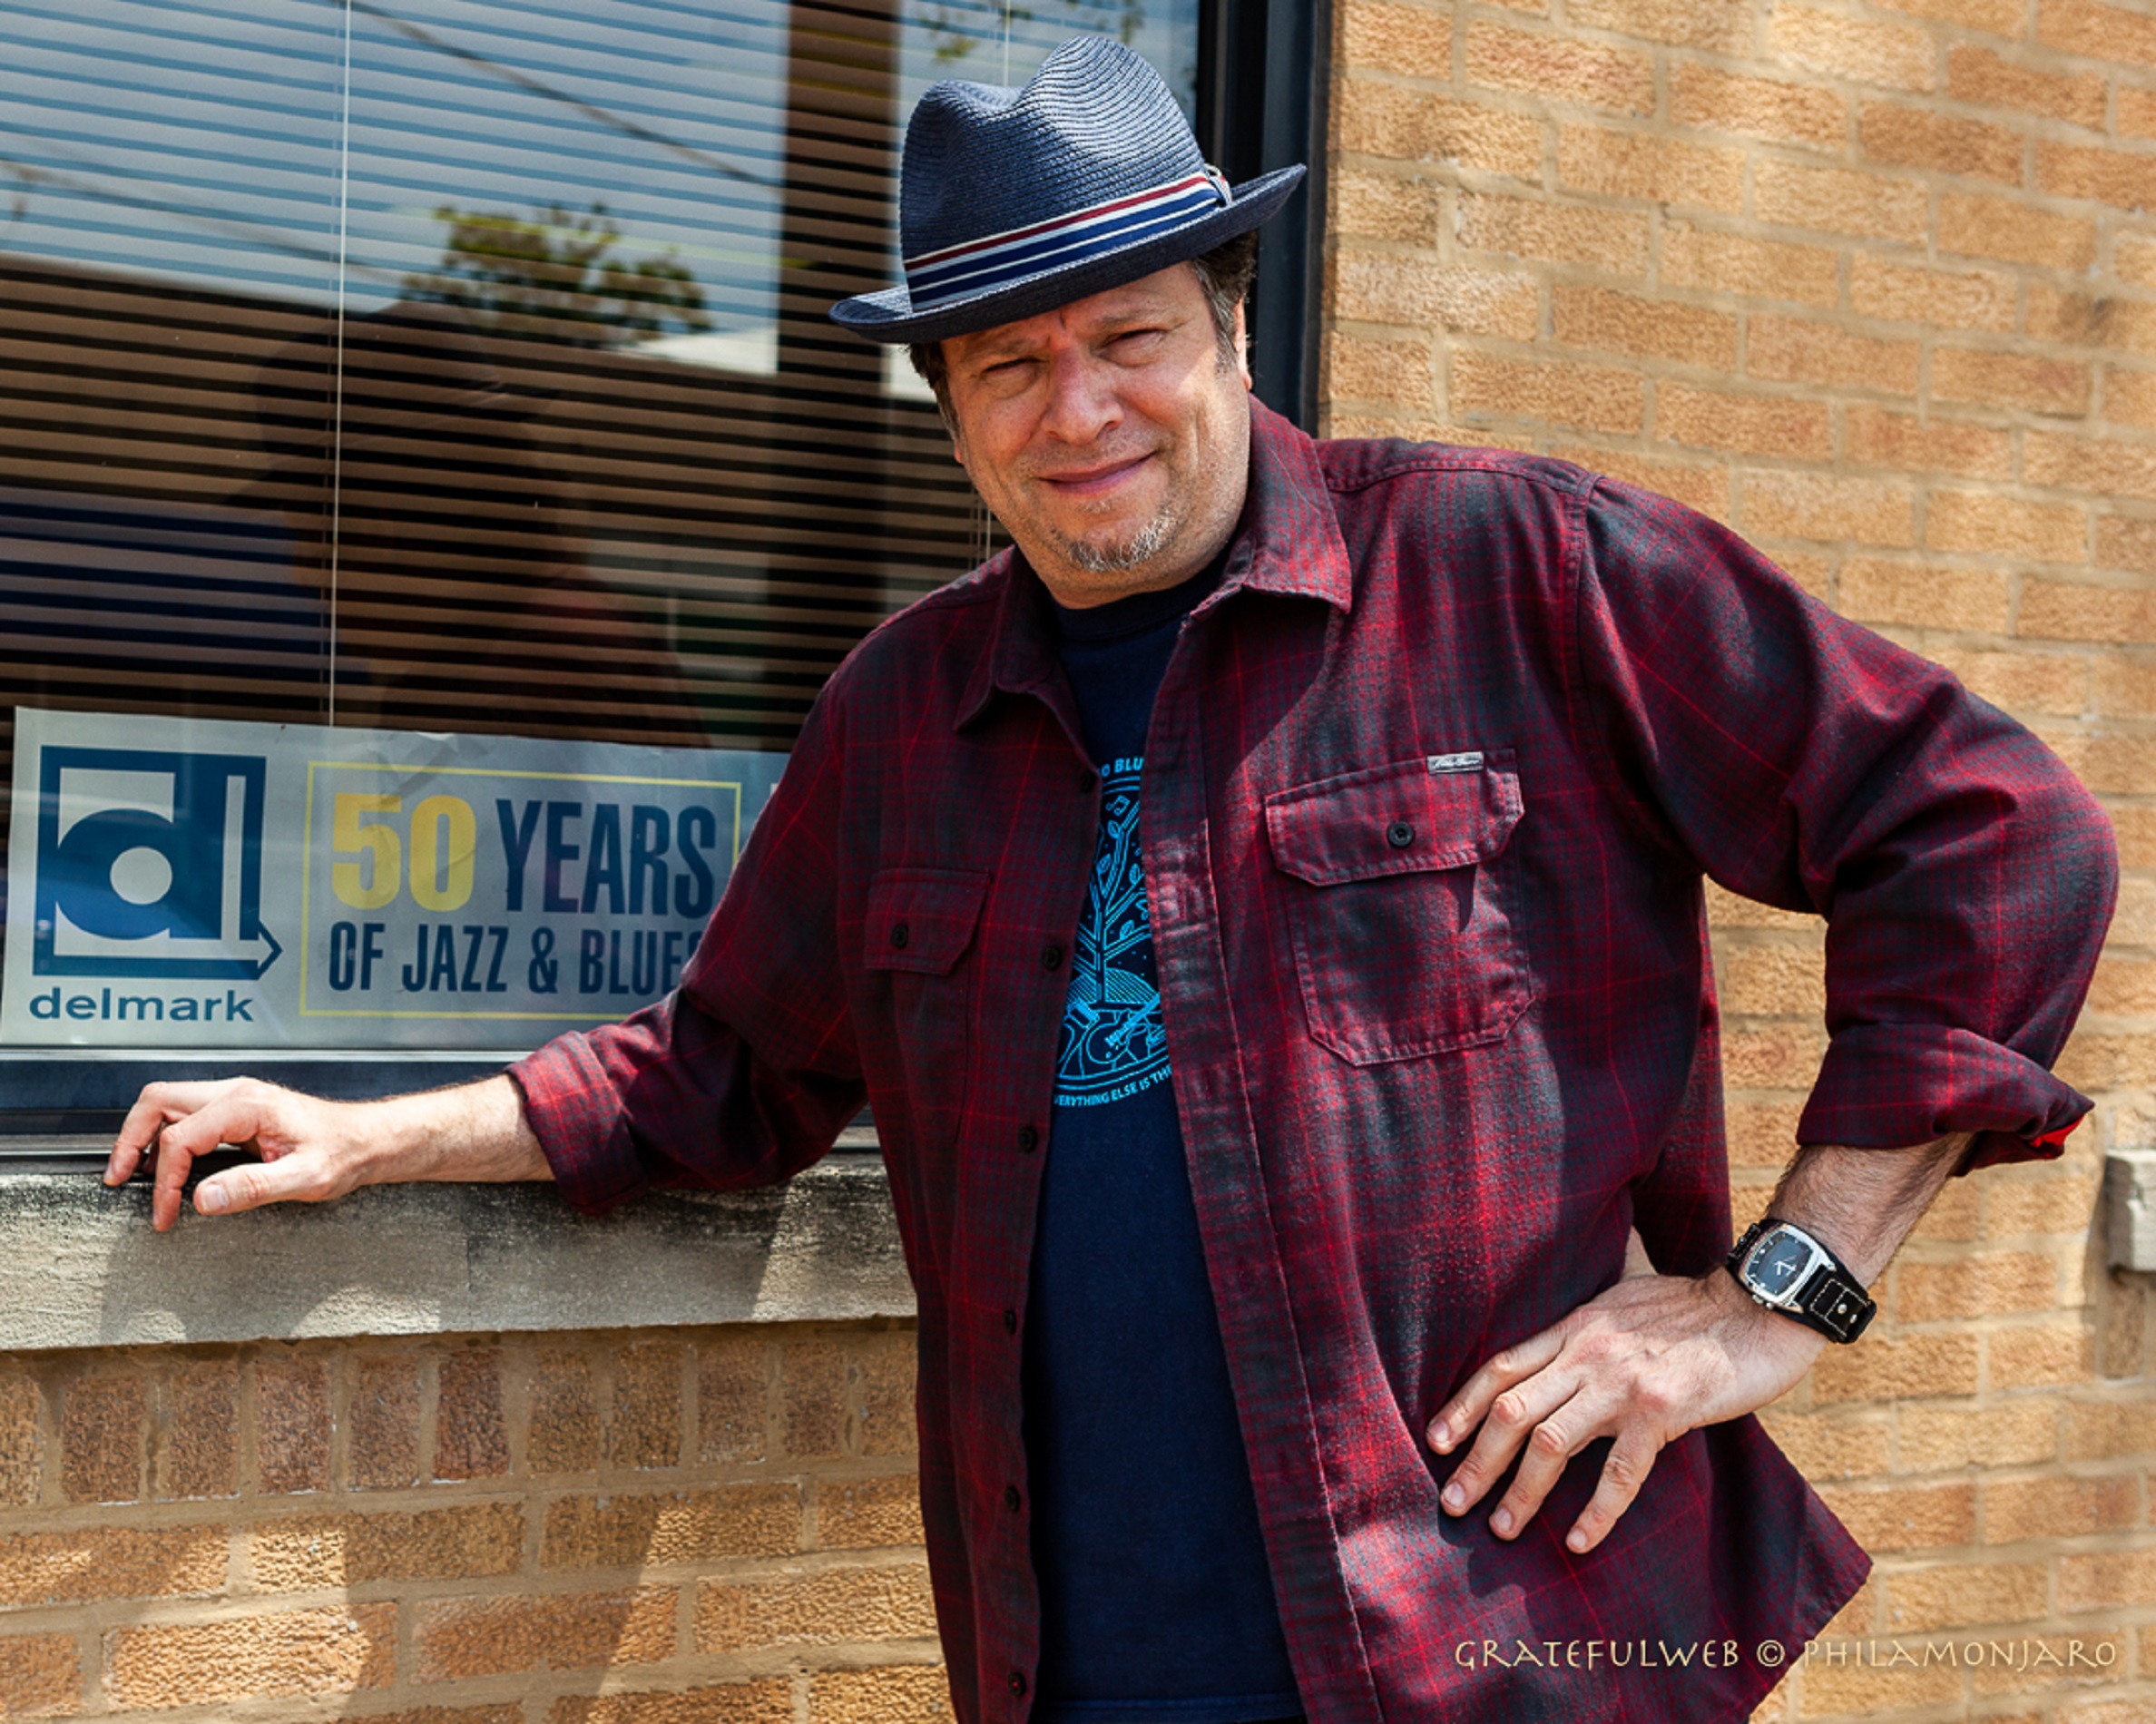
1725, 1218, 1877, 1344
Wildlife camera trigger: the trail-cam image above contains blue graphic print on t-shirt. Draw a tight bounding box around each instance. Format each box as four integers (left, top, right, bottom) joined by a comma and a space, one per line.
1055, 755, 1171, 1109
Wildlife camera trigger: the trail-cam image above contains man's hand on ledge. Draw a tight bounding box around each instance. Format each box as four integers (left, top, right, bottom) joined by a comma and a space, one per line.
105, 1073, 552, 1232
1426, 1133, 1970, 1557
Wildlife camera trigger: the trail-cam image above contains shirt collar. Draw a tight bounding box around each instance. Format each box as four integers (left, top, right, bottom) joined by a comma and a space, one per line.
1228, 397, 1354, 609
956, 399, 1350, 730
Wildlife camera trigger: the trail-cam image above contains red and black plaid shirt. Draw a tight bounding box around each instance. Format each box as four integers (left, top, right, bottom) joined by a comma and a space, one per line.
513, 403, 2114, 1723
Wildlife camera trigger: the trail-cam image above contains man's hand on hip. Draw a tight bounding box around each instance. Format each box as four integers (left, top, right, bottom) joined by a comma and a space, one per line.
1425, 1239, 1822, 1556
1426, 1132, 1969, 1556
105, 1073, 550, 1232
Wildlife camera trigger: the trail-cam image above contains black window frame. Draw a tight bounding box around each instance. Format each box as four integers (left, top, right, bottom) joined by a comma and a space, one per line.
1200, 0, 1332, 430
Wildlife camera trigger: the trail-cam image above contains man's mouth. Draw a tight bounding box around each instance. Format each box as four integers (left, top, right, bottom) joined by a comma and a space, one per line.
1034, 452, 1152, 498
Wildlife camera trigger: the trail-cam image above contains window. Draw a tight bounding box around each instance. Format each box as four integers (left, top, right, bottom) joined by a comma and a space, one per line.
0, 0, 1315, 1129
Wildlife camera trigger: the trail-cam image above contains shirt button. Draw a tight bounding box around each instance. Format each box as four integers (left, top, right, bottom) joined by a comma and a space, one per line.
1386, 820, 1415, 849
1003, 1308, 1018, 1335
1009, 1671, 1029, 1698
889, 922, 910, 949
1041, 942, 1064, 971
1016, 1124, 1039, 1153
1004, 1484, 1023, 1512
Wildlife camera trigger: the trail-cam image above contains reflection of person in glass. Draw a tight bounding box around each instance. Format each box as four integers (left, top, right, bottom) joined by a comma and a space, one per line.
244, 299, 703, 749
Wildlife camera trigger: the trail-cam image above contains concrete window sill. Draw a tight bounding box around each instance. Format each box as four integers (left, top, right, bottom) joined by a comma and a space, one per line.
0, 1131, 911, 1351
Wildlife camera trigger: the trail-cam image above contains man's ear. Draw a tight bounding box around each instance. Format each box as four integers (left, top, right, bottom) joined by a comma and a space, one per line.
1232, 299, 1252, 391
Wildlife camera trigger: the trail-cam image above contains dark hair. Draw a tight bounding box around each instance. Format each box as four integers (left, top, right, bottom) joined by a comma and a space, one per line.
906, 229, 1259, 430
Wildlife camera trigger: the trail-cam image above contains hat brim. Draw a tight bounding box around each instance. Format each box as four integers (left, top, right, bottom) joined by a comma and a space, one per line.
830, 163, 1307, 345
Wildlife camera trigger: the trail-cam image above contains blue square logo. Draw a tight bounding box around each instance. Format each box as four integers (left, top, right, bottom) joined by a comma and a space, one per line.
33, 747, 281, 979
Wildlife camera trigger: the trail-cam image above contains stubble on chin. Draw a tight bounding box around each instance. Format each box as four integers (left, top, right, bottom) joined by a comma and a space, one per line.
1054, 498, 1184, 574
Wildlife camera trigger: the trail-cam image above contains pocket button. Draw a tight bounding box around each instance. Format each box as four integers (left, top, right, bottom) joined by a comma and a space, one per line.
1386, 820, 1415, 849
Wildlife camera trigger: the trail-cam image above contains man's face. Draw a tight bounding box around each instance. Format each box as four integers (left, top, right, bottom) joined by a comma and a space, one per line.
939, 262, 1252, 609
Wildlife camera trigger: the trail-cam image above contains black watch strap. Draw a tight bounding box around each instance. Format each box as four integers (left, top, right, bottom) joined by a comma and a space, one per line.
1726, 1219, 1877, 1345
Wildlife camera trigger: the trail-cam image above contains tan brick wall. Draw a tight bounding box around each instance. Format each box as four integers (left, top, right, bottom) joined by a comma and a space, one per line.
1327, 0, 2156, 1716
0, 1322, 949, 1722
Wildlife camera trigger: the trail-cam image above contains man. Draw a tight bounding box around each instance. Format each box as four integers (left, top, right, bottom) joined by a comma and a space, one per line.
109, 36, 2115, 1724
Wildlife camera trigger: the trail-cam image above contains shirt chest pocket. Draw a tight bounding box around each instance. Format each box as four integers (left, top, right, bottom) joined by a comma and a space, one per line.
864, 867, 991, 1147
1264, 751, 1534, 1064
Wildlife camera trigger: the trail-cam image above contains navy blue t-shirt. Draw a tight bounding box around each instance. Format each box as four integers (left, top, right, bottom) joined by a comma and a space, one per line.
1027, 560, 1301, 1722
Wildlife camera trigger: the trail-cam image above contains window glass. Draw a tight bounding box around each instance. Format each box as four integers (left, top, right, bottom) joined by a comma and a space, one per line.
0, 0, 1200, 1087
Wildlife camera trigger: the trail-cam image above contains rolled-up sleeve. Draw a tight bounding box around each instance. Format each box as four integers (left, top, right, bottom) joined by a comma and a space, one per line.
508, 685, 866, 1213
1573, 477, 2118, 1170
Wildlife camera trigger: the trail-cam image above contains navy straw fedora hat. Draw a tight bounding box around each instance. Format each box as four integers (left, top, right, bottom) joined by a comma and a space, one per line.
830, 34, 1305, 344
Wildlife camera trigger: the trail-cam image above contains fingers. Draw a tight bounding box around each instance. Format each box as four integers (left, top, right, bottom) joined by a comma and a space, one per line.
149, 1125, 198, 1232
1436, 1369, 1582, 1530
108, 1094, 163, 1187
1489, 1396, 1596, 1538
1429, 1279, 1709, 1546
109, 1080, 321, 1231
1564, 1430, 1662, 1555
110, 1082, 240, 1232
1487, 1376, 1677, 1548
107, 1082, 231, 1187
153, 1082, 284, 1166
1437, 1366, 1669, 1547
1426, 1324, 1566, 1456
142, 1088, 273, 1231
196, 1148, 342, 1219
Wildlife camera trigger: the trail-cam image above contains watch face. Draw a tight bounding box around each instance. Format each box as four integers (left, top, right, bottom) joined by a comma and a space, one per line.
1753, 1230, 1812, 1294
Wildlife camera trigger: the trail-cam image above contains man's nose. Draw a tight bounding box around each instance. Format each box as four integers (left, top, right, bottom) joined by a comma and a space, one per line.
1038, 348, 1120, 444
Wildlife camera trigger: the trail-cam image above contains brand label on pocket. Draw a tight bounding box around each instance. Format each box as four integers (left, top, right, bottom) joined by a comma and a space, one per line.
1426, 751, 1485, 774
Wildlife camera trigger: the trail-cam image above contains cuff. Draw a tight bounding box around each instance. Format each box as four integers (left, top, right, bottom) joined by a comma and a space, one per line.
506, 1028, 656, 1217
1797, 1022, 2093, 1172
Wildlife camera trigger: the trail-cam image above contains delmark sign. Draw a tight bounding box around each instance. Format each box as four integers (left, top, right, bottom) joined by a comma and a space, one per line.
2, 709, 785, 1050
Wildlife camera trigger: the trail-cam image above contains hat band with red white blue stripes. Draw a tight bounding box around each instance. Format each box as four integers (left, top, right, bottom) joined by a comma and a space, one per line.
903, 170, 1231, 313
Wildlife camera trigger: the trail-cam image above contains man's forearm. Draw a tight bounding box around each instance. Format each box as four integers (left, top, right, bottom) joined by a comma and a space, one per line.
1766, 1133, 1971, 1283
356, 1074, 553, 1186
